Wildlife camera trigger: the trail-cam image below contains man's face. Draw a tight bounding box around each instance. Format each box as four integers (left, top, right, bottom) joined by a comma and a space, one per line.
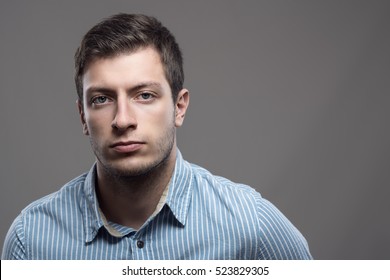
78, 47, 188, 178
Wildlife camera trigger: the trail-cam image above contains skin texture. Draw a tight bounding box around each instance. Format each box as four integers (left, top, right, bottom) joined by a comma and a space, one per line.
77, 47, 189, 229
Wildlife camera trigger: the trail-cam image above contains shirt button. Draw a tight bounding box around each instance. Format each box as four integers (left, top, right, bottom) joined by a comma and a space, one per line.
137, 240, 144, 249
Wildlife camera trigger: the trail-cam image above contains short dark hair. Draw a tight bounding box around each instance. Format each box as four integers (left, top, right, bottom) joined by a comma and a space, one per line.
74, 13, 184, 102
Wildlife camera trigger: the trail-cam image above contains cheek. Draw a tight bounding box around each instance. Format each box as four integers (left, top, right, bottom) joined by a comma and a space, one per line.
143, 103, 175, 126
159, 108, 175, 128
85, 112, 112, 136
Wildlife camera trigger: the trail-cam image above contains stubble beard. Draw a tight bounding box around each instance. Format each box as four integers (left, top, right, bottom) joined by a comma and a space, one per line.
90, 124, 176, 183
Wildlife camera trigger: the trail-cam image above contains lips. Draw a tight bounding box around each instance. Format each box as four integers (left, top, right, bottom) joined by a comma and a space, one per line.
110, 141, 145, 153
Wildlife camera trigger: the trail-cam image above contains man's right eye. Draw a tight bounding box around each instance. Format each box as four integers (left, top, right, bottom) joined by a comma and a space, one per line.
92, 96, 109, 104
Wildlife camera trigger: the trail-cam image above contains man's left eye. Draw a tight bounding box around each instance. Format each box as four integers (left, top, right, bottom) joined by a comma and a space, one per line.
140, 93, 153, 100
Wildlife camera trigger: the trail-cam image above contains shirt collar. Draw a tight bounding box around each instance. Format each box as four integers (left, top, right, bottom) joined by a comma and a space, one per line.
81, 149, 194, 243
165, 149, 193, 227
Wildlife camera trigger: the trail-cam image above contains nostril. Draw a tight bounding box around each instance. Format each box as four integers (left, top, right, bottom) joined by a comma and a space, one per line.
111, 117, 137, 130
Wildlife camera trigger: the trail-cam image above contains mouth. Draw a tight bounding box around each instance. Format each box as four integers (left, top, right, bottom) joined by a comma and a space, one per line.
110, 141, 145, 153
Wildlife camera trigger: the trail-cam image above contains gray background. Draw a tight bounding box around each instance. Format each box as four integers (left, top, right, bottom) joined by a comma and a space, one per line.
1, 0, 389, 259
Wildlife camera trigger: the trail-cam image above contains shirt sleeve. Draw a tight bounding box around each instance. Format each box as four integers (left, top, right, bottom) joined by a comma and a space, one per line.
254, 194, 313, 260
2, 214, 27, 260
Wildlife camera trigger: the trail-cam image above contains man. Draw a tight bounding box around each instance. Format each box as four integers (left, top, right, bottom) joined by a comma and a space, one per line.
2, 14, 312, 260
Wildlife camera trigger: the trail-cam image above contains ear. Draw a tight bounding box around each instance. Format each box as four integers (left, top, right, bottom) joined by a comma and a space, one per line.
175, 89, 190, 127
77, 100, 89, 135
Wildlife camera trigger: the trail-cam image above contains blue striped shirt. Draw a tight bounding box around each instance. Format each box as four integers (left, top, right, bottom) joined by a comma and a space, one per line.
2, 150, 312, 260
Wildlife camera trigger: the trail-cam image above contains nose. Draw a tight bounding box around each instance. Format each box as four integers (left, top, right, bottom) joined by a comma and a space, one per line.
111, 97, 137, 131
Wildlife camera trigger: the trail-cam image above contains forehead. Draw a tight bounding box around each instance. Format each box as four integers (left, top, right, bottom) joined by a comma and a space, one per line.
82, 47, 168, 90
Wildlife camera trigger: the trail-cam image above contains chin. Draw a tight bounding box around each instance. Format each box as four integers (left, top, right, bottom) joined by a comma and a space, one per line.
105, 157, 165, 178
97, 140, 175, 178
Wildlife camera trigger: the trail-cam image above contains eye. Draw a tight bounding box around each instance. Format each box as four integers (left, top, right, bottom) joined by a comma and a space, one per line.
140, 93, 153, 100
92, 96, 109, 105
136, 92, 156, 103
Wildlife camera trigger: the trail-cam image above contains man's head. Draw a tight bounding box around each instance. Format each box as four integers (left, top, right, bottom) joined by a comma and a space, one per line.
75, 14, 189, 179
75, 13, 184, 103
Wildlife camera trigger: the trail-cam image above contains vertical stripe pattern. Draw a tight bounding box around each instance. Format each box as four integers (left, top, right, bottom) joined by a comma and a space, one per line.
2, 150, 312, 260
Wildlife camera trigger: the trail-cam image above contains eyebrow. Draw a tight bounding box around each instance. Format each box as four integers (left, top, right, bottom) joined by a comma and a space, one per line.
129, 82, 164, 92
85, 82, 164, 97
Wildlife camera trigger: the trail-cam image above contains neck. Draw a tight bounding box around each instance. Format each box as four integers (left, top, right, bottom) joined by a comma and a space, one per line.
96, 148, 176, 229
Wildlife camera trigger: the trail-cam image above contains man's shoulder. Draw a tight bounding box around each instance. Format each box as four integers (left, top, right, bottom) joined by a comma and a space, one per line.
20, 172, 88, 216
189, 162, 261, 199
2, 172, 90, 260
186, 162, 264, 217
185, 161, 312, 260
